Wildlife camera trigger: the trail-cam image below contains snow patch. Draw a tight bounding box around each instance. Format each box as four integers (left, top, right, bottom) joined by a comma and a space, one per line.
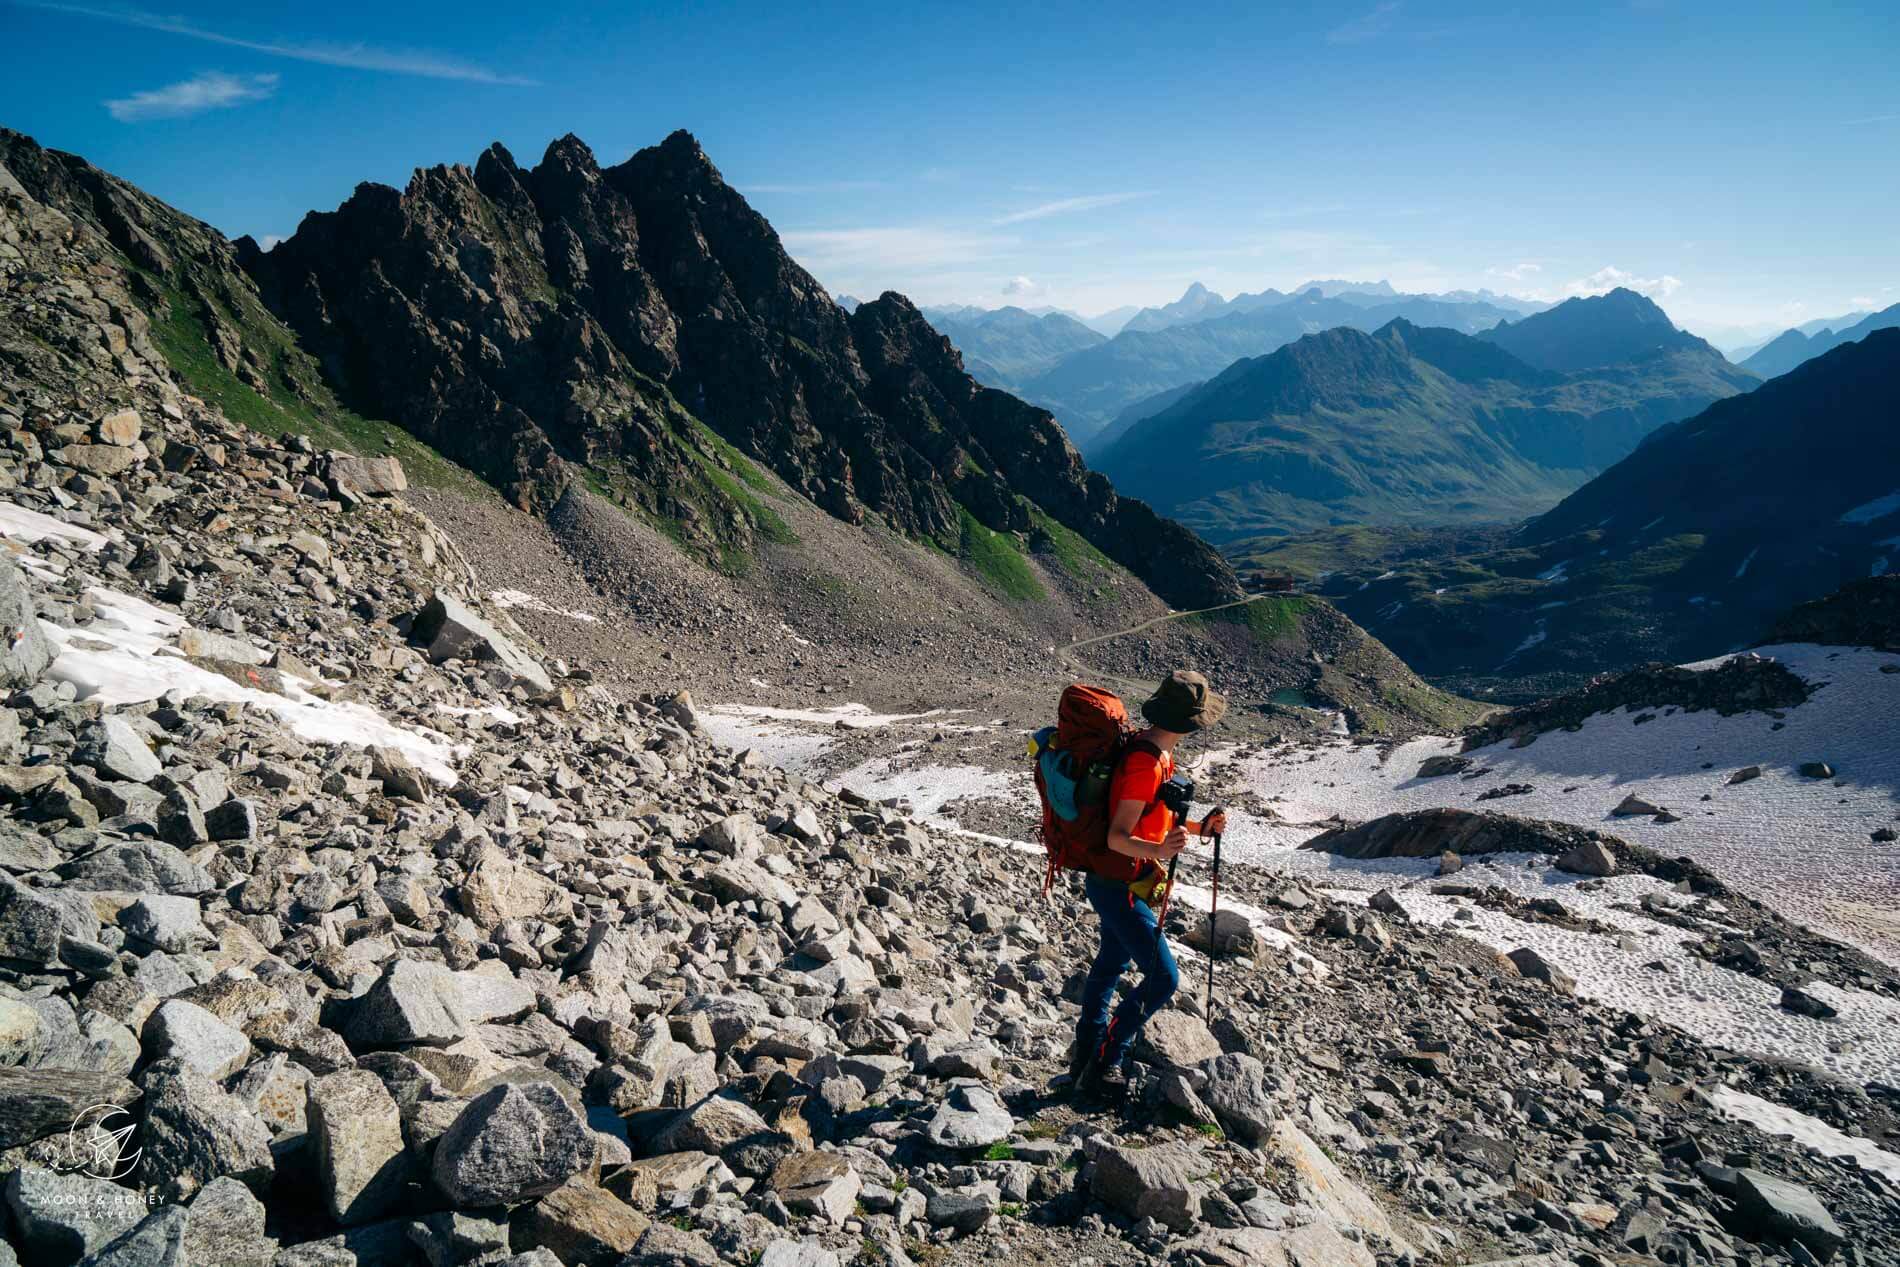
1706, 1087, 1900, 1183
46, 583, 461, 784
488, 589, 598, 623
0, 502, 110, 552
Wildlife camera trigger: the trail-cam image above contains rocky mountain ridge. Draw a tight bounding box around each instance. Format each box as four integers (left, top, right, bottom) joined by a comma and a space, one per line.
236, 130, 1239, 611
0, 125, 1238, 615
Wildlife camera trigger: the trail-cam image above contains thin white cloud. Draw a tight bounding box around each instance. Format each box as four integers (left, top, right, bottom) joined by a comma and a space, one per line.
1487, 261, 1542, 281
1849, 295, 1877, 308
780, 226, 1017, 274
26, 2, 534, 85
1840, 111, 1899, 126
743, 179, 886, 195
1561, 265, 1682, 300
1327, 1, 1402, 45
993, 191, 1152, 225
105, 70, 278, 122
1001, 276, 1040, 296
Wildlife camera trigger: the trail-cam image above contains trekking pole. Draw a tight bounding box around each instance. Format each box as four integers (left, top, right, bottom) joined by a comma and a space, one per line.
1155, 852, 1180, 929
1204, 809, 1226, 1013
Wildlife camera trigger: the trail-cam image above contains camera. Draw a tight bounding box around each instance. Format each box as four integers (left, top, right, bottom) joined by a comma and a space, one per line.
1156, 774, 1195, 818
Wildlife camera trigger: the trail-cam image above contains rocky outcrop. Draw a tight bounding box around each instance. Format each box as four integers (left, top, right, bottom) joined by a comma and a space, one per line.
1302, 807, 1617, 861
1763, 574, 1900, 652
1460, 651, 1813, 751
224, 130, 1238, 608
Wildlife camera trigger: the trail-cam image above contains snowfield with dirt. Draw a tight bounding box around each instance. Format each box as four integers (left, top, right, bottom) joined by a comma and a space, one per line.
1219, 643, 1900, 964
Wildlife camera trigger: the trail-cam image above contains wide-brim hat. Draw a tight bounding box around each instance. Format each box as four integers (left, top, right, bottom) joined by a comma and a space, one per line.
1141, 669, 1228, 733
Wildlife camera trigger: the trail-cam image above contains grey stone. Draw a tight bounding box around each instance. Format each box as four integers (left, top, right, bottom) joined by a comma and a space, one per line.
120, 894, 212, 953
0, 554, 52, 689
1554, 840, 1616, 877
698, 813, 762, 859
0, 995, 47, 1064
308, 1069, 410, 1225
348, 959, 469, 1047
1734, 1169, 1845, 1260
925, 1186, 996, 1233
0, 872, 64, 965
1505, 947, 1577, 994
178, 1177, 274, 1267
704, 859, 798, 910
621, 1222, 723, 1266
429, 1080, 592, 1206
653, 1092, 773, 1155
1201, 1052, 1292, 1146
760, 1241, 841, 1267
55, 843, 213, 895
411, 592, 551, 693
272, 1218, 414, 1267
155, 789, 207, 847
924, 1081, 1012, 1149
770, 1151, 861, 1226
146, 1000, 251, 1079
516, 1179, 651, 1265
203, 798, 261, 842
0, 1067, 139, 1149
138, 1058, 274, 1204
329, 454, 408, 496
1085, 1136, 1206, 1231
1134, 1009, 1223, 1070
5, 1164, 146, 1263
405, 1209, 510, 1267
77, 716, 163, 784
69, 1203, 186, 1266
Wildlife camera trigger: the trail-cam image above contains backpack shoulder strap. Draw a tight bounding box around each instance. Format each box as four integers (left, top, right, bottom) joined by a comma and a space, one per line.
1112, 737, 1167, 814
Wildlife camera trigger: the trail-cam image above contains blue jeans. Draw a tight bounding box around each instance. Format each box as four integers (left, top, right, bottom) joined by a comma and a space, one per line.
1080, 872, 1180, 1067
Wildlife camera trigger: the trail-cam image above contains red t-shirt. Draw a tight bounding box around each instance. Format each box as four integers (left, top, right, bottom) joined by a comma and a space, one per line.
1110, 747, 1176, 851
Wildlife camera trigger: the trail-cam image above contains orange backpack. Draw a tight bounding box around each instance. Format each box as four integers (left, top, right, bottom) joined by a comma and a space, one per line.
1030, 685, 1157, 892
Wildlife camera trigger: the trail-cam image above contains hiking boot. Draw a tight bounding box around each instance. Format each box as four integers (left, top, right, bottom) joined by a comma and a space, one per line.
1080, 1061, 1129, 1102
1064, 1023, 1105, 1087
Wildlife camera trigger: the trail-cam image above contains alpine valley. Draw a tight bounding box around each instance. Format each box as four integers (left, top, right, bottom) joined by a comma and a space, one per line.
0, 113, 1896, 1267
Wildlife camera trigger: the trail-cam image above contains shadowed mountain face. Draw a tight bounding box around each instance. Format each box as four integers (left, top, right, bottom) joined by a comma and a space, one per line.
1090, 316, 1756, 542
1302, 329, 1900, 697
1740, 303, 1900, 379
234, 131, 1239, 609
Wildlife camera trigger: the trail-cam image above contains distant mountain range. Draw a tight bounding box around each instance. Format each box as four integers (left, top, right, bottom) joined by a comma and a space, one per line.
1118, 280, 1548, 337
1724, 310, 1872, 362
1289, 327, 1900, 697
912, 305, 1105, 391
1016, 289, 1538, 444
1090, 292, 1756, 541
1739, 303, 1900, 379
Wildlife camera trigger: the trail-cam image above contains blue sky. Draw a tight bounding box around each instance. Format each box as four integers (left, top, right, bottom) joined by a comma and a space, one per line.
3, 1, 1896, 342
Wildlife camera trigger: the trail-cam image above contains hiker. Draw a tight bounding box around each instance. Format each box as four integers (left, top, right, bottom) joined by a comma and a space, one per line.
1070, 669, 1227, 1096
